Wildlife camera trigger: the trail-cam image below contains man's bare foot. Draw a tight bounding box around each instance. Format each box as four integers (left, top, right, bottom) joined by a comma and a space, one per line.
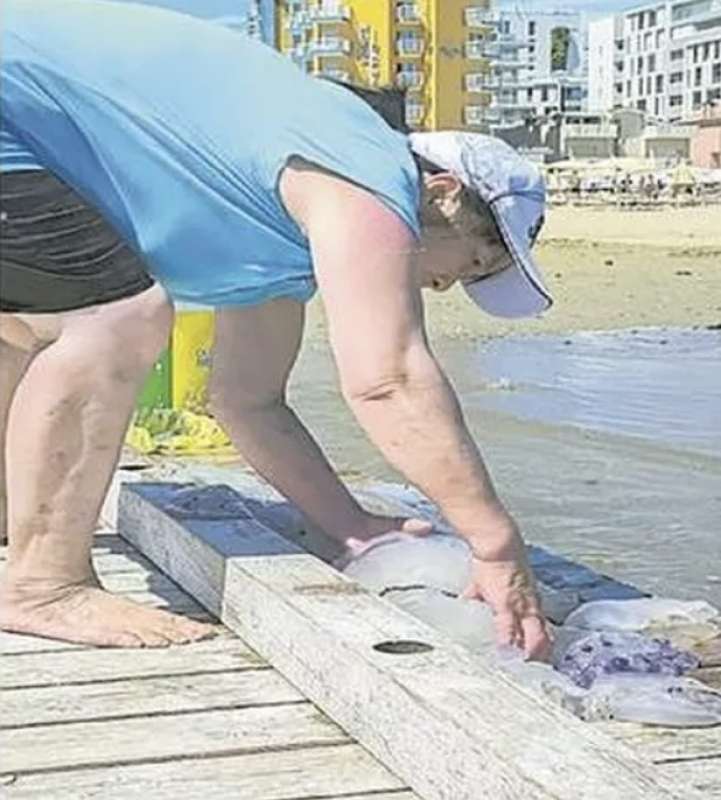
0, 580, 217, 648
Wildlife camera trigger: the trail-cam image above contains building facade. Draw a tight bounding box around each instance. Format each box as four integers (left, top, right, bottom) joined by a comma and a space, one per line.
483, 8, 588, 128
275, 1, 495, 130
589, 0, 721, 122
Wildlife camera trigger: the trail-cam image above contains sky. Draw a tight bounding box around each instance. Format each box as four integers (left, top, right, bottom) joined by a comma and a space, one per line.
497, 0, 639, 16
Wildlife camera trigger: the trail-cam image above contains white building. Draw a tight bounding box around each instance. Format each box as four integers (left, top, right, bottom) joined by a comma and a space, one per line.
485, 8, 589, 127
588, 0, 721, 122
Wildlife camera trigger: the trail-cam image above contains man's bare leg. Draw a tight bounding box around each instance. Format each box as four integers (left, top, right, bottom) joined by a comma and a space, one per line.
0, 339, 31, 546
0, 286, 214, 647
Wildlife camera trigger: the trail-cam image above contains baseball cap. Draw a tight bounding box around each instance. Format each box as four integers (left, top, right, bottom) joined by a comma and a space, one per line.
409, 131, 553, 319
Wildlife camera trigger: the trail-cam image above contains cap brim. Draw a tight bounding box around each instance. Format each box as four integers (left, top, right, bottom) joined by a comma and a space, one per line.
463, 194, 552, 319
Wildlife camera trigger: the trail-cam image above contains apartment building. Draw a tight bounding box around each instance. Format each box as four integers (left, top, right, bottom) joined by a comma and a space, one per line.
484, 8, 588, 128
275, 1, 495, 130
589, 0, 721, 122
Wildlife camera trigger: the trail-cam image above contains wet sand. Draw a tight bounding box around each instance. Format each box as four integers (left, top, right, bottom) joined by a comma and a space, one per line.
305, 204, 721, 341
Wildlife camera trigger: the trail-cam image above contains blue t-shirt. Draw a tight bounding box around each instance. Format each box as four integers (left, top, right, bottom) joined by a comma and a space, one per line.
1, 0, 421, 306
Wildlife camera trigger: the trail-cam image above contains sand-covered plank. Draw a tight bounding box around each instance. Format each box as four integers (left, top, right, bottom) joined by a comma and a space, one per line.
1, 703, 346, 775
1, 668, 302, 727
0, 636, 263, 689
0, 743, 414, 800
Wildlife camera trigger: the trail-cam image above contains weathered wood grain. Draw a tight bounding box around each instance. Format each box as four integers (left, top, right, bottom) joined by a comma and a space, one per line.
1, 668, 303, 727
657, 757, 721, 798
119, 483, 690, 800
0, 744, 415, 800
1, 703, 346, 774
0, 637, 263, 689
600, 720, 721, 762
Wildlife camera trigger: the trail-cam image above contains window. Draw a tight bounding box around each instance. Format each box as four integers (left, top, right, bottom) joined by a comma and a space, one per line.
693, 90, 702, 108
638, 76, 644, 95
671, 49, 683, 61
695, 66, 703, 86
656, 74, 664, 93
527, 88, 533, 100
708, 87, 721, 102
647, 75, 653, 94
656, 30, 664, 48
715, 41, 720, 60
713, 63, 721, 83
528, 21, 536, 37
670, 94, 683, 107
704, 44, 711, 62
693, 46, 699, 64
644, 31, 653, 50
648, 53, 656, 72
637, 98, 647, 110
638, 55, 644, 72
638, 12, 645, 30
649, 10, 657, 27
627, 79, 632, 95
670, 70, 684, 83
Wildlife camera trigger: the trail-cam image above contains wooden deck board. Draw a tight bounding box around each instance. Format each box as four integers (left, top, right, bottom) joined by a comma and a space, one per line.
1, 745, 414, 800
2, 704, 348, 774
1, 532, 420, 800
0, 636, 262, 689
1, 668, 303, 727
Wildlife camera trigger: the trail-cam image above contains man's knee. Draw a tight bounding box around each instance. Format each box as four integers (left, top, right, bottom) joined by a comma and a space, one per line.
52, 286, 174, 386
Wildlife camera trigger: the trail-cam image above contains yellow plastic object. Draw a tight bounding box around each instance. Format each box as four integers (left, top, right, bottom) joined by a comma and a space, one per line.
171, 309, 215, 412
127, 409, 233, 456
128, 309, 235, 455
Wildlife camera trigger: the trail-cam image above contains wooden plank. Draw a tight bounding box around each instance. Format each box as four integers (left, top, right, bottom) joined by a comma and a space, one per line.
0, 637, 263, 689
599, 721, 721, 762
0, 632, 87, 656
1, 668, 303, 727
0, 743, 416, 800
119, 483, 689, 800
695, 666, 721, 690
657, 758, 721, 798
1, 703, 347, 774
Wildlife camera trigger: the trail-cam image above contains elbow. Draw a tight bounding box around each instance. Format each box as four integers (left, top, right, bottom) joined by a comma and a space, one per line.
342, 373, 412, 405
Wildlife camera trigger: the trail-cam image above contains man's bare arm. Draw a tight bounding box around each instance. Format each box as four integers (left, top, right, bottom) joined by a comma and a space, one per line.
296, 167, 518, 558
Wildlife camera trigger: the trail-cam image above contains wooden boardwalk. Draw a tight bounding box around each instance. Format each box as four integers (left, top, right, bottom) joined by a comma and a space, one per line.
0, 534, 418, 800
1, 474, 719, 799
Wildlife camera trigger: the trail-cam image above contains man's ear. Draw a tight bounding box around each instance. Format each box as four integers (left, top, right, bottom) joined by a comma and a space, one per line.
423, 172, 464, 203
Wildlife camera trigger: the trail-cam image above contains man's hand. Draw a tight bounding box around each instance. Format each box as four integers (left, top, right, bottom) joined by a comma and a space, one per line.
463, 550, 552, 662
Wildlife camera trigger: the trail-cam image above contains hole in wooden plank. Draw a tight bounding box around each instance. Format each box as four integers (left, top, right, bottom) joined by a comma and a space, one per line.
373, 640, 434, 655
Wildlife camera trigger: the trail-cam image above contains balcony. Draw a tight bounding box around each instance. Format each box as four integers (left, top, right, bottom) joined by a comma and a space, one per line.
464, 105, 488, 126
465, 41, 489, 59
671, 0, 721, 24
643, 123, 695, 138
466, 72, 499, 91
306, 4, 351, 23
564, 123, 618, 138
396, 70, 425, 90
320, 68, 350, 82
396, 3, 422, 23
397, 37, 424, 56
492, 98, 534, 111
405, 102, 426, 125
306, 37, 352, 57
465, 6, 490, 28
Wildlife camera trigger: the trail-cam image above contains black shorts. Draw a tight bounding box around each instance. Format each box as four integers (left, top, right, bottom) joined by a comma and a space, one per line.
0, 170, 154, 313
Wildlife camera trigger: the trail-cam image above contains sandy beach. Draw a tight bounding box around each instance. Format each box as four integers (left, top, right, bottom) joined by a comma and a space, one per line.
305, 204, 721, 340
